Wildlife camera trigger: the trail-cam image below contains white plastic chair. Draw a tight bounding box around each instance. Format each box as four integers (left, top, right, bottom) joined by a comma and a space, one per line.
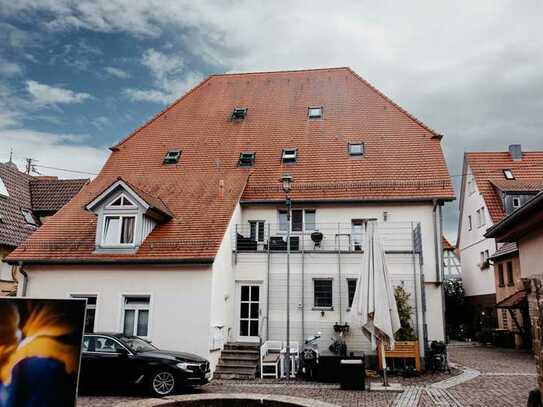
260, 340, 282, 378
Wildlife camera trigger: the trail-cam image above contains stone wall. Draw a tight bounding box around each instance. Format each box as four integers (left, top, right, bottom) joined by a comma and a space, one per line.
528, 276, 543, 402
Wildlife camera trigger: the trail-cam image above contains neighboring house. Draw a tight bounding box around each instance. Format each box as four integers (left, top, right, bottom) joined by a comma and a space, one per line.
457, 146, 543, 328
0, 161, 88, 295
485, 192, 543, 349
443, 236, 461, 280
6, 67, 454, 374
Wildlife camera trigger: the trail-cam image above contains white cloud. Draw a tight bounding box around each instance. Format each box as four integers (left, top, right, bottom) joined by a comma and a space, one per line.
124, 48, 200, 103
0, 62, 23, 77
104, 66, 131, 79
0, 129, 108, 179
26, 80, 93, 106
142, 48, 183, 80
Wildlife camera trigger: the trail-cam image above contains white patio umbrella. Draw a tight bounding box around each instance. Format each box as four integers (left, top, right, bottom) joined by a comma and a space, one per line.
349, 221, 401, 386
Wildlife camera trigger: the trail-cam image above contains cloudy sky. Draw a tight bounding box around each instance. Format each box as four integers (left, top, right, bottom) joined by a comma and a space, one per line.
1, 1, 542, 240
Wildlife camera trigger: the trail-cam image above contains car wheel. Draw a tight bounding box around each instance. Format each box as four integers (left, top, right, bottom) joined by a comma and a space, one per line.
149, 370, 176, 397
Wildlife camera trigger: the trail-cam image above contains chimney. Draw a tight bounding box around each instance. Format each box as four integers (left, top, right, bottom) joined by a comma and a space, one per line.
508, 144, 522, 161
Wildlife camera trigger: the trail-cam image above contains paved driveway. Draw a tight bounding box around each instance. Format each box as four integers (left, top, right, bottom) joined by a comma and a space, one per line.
78, 344, 537, 406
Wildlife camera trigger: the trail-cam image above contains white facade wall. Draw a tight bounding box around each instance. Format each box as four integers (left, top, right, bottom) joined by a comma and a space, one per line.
458, 165, 497, 297
208, 204, 241, 368
18, 265, 214, 359
235, 202, 444, 355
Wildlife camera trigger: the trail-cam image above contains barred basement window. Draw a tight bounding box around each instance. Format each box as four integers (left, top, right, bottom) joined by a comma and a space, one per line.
314, 278, 333, 309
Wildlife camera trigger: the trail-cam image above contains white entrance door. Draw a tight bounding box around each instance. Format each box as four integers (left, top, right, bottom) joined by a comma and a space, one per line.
237, 283, 261, 342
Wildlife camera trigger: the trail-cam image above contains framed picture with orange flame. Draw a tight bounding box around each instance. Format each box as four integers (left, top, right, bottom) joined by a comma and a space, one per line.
0, 298, 86, 407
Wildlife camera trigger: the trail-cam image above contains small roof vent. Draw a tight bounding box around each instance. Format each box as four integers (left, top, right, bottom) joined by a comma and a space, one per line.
282, 148, 298, 164
231, 107, 248, 120
509, 144, 522, 161
238, 152, 256, 167
163, 150, 181, 165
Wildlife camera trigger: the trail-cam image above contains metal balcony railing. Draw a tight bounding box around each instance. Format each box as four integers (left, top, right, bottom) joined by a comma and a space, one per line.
233, 222, 420, 253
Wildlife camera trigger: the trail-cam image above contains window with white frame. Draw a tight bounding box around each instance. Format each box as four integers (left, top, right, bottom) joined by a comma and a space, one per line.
71, 294, 97, 333
102, 215, 136, 246
480, 250, 490, 269
512, 196, 521, 208
467, 179, 475, 195
313, 278, 333, 309
249, 220, 265, 242
476, 207, 485, 227
122, 295, 150, 337
347, 278, 358, 309
279, 209, 316, 232
467, 215, 472, 231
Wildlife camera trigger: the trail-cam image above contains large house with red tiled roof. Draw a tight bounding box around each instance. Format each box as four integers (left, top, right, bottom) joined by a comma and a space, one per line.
0, 161, 88, 295
457, 145, 543, 334
6, 67, 454, 375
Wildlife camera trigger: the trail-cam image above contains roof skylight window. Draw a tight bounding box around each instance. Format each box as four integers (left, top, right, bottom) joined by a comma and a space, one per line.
163, 150, 181, 165
348, 142, 364, 156
503, 169, 514, 180
231, 107, 248, 120
239, 152, 256, 167
282, 148, 298, 164
308, 106, 323, 119
0, 178, 9, 198
21, 209, 37, 226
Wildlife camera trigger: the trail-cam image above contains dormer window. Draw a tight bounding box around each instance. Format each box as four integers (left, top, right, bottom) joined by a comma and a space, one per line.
308, 106, 323, 119
231, 107, 247, 120
86, 179, 173, 253
503, 169, 514, 180
282, 148, 297, 164
348, 142, 364, 156
239, 152, 256, 167
163, 150, 181, 165
103, 215, 136, 246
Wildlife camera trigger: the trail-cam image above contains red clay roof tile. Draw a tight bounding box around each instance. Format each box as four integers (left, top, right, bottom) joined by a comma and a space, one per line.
7, 67, 454, 263
467, 152, 543, 223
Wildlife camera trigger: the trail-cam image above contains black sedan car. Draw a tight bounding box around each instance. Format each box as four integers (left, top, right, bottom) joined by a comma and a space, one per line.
79, 333, 210, 397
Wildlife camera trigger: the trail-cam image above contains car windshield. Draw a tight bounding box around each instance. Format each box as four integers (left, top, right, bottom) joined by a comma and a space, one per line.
118, 336, 157, 352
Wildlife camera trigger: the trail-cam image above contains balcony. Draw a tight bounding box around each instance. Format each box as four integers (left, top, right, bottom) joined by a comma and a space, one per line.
233, 222, 421, 254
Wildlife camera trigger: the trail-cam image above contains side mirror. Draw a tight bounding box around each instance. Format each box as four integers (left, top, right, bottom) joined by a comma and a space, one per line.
117, 347, 129, 356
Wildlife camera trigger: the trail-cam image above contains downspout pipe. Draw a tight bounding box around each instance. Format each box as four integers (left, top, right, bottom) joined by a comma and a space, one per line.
432, 200, 441, 283
18, 261, 28, 296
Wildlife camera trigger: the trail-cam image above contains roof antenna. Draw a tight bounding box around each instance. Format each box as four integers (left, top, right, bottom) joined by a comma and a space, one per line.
8, 148, 13, 163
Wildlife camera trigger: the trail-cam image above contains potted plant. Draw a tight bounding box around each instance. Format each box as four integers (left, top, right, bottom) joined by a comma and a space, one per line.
378, 285, 421, 371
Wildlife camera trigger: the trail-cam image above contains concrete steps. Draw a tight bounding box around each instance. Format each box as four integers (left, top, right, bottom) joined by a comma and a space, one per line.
214, 342, 260, 380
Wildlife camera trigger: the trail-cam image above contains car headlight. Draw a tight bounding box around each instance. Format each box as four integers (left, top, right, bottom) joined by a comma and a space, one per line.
176, 362, 200, 372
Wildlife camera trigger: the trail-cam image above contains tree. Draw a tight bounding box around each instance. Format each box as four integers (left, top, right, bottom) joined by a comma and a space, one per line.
394, 285, 417, 341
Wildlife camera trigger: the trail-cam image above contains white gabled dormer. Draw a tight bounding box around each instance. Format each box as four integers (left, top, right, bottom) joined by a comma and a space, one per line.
85, 178, 172, 253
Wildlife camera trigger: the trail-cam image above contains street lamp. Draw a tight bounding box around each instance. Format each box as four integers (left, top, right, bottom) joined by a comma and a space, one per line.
280, 174, 293, 380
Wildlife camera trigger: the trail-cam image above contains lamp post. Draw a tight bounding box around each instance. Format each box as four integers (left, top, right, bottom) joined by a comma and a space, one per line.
281, 174, 293, 380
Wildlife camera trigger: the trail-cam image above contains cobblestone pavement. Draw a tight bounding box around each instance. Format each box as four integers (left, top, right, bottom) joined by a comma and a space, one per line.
78, 344, 537, 406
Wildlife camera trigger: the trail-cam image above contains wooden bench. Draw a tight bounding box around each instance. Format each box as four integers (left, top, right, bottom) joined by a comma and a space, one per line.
377, 340, 421, 372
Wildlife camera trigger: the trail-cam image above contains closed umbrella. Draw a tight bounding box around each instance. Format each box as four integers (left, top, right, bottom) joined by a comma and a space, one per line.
349, 221, 401, 386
